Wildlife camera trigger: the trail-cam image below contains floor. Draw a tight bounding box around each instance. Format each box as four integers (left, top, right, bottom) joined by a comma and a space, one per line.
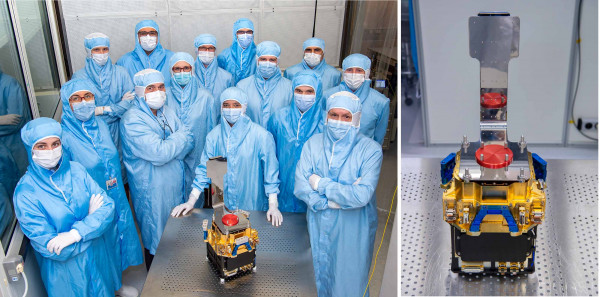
122, 140, 399, 297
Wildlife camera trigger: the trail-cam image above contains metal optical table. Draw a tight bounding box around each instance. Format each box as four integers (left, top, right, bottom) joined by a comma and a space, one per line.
141, 209, 317, 296
401, 158, 598, 296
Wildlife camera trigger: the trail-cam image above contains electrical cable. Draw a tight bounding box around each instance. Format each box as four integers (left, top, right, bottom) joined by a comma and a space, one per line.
22, 271, 28, 297
363, 186, 396, 297
569, 0, 597, 141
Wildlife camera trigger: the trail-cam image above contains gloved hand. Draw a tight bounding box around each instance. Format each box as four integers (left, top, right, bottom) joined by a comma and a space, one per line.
0, 114, 21, 125
266, 193, 283, 226
94, 106, 113, 116
171, 188, 200, 217
309, 174, 321, 191
328, 200, 341, 209
121, 91, 135, 101
46, 229, 82, 255
88, 193, 104, 215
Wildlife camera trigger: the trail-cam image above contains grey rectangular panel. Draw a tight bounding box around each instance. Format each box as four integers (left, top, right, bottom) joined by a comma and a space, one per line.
261, 8, 314, 68
400, 158, 598, 296
141, 209, 317, 296
168, 12, 259, 57
314, 4, 345, 68
64, 16, 170, 74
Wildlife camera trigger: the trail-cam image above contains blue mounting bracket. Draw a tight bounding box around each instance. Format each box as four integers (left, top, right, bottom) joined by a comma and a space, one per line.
469, 205, 519, 233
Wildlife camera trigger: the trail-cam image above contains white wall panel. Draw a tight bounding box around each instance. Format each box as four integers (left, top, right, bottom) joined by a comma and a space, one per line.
60, 0, 346, 74
314, 5, 345, 67
261, 7, 314, 68
567, 0, 598, 144
64, 16, 170, 73
416, 0, 582, 145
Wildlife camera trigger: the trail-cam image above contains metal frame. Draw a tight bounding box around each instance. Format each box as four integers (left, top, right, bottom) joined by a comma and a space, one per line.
412, 0, 430, 146
45, 0, 68, 86
8, 0, 41, 119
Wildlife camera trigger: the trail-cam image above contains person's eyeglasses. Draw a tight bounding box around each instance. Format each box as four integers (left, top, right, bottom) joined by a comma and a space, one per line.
138, 31, 158, 37
172, 66, 192, 73
69, 93, 94, 102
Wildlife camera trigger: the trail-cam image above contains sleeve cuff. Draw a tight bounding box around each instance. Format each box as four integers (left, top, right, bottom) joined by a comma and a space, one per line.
317, 177, 332, 195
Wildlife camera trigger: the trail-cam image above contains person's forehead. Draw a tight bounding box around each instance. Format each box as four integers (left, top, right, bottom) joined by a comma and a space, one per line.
346, 67, 364, 71
237, 28, 252, 32
71, 90, 91, 96
173, 61, 191, 67
223, 99, 240, 104
329, 107, 352, 114
35, 136, 60, 145
259, 55, 277, 59
305, 46, 322, 50
138, 27, 157, 32
295, 85, 314, 91
146, 82, 163, 87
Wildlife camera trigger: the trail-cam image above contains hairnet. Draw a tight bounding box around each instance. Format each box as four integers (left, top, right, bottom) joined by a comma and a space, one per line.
303, 37, 325, 51
84, 32, 110, 50
326, 91, 362, 127
292, 70, 321, 94
169, 52, 194, 73
135, 20, 159, 35
21, 117, 62, 149
133, 69, 164, 97
194, 33, 217, 48
342, 53, 371, 71
233, 18, 254, 35
219, 87, 248, 106
59, 78, 97, 107
256, 41, 281, 58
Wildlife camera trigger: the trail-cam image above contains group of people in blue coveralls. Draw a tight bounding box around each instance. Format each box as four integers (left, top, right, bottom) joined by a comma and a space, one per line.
12, 16, 390, 297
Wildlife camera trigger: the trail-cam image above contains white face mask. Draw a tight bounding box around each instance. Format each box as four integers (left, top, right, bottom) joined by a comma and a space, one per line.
139, 35, 158, 52
91, 53, 109, 66
304, 53, 322, 68
343, 72, 365, 90
145, 90, 166, 109
32, 146, 62, 169
198, 51, 215, 65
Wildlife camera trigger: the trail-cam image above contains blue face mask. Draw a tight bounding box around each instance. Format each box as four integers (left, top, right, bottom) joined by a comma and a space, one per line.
222, 108, 243, 124
327, 119, 352, 141
173, 71, 192, 86
237, 33, 253, 49
294, 93, 316, 113
257, 61, 278, 79
72, 100, 96, 122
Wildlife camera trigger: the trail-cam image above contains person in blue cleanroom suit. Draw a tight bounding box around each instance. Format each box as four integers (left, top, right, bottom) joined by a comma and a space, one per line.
171, 87, 283, 227
267, 70, 324, 213
0, 69, 32, 175
294, 91, 383, 297
59, 79, 142, 297
217, 18, 257, 84
284, 37, 342, 90
72, 33, 135, 181
120, 69, 193, 268
323, 53, 390, 145
193, 33, 234, 118
236, 41, 293, 127
116, 20, 174, 83
0, 143, 19, 238
13, 117, 117, 297
166, 52, 218, 196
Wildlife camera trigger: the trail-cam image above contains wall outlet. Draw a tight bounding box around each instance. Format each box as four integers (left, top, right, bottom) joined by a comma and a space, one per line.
577, 117, 598, 131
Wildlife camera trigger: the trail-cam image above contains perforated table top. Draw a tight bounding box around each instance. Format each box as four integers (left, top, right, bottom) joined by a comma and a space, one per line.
401, 158, 598, 296
141, 210, 317, 296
